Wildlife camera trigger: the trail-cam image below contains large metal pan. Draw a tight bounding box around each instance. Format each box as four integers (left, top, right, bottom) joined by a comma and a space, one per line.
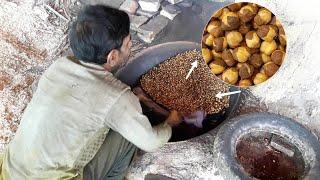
115, 41, 241, 141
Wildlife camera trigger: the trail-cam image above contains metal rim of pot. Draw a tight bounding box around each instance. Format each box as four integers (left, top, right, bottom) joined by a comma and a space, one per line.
213, 112, 320, 180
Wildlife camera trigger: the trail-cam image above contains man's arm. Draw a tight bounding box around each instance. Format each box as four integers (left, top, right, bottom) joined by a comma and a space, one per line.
132, 87, 170, 117
105, 90, 174, 152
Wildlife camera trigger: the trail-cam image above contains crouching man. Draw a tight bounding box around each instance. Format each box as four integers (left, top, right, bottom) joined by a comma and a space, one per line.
0, 5, 180, 180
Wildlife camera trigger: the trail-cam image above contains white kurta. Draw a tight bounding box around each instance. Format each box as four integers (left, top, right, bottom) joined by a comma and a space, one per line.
0, 56, 171, 180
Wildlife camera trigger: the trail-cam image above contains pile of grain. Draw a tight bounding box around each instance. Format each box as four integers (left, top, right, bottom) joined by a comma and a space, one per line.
140, 50, 230, 115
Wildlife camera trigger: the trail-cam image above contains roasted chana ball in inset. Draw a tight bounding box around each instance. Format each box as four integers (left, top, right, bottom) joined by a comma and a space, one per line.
240, 41, 247, 47
202, 48, 213, 64
239, 4, 258, 23
203, 34, 214, 47
261, 53, 271, 63
270, 16, 282, 27
251, 68, 260, 79
278, 45, 286, 51
227, 3, 242, 12
221, 11, 240, 30
263, 62, 279, 76
270, 16, 276, 25
271, 50, 285, 65
207, 21, 224, 37
213, 8, 223, 18
260, 67, 266, 75
253, 73, 268, 85
213, 37, 228, 52
222, 49, 236, 66
222, 67, 239, 85
249, 3, 259, 10
257, 25, 277, 42
202, 2, 287, 87
239, 63, 254, 79
270, 25, 279, 34
260, 40, 277, 55
278, 24, 285, 34
249, 53, 263, 68
252, 21, 261, 29
212, 50, 222, 59
248, 47, 260, 54
226, 31, 243, 48
279, 33, 287, 47
240, 41, 259, 54
209, 58, 227, 75
239, 23, 252, 35
254, 8, 272, 25
219, 8, 230, 20
233, 46, 251, 63
278, 27, 286, 46
245, 31, 261, 48
236, 62, 245, 70
239, 79, 253, 87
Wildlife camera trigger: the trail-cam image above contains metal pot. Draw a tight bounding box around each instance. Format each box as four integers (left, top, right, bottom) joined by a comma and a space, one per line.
115, 41, 241, 141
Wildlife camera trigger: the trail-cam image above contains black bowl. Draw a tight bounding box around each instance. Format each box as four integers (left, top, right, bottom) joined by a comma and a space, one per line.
116, 41, 241, 141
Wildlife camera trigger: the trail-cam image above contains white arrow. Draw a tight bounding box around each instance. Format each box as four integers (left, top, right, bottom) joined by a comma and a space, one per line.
186, 60, 198, 79
216, 90, 241, 99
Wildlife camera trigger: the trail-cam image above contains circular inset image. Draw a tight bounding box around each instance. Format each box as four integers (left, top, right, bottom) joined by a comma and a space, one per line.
201, 2, 287, 87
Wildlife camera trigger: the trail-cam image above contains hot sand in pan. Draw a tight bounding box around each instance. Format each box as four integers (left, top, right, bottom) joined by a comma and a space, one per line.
140, 50, 230, 115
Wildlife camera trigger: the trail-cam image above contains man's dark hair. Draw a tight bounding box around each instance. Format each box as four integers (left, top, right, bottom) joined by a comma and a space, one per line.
69, 5, 130, 65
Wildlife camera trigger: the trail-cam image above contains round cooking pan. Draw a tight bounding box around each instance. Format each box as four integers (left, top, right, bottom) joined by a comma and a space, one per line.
115, 41, 241, 141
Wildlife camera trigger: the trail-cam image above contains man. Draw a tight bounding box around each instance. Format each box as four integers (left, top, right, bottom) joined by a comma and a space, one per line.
0, 5, 180, 180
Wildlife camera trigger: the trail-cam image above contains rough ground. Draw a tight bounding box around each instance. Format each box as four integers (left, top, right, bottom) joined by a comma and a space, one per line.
0, 0, 69, 152
1, 0, 320, 179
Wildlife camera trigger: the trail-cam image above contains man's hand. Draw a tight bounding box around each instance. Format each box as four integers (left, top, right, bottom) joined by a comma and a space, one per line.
166, 110, 183, 127
132, 87, 183, 127
133, 87, 170, 117
183, 111, 206, 128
